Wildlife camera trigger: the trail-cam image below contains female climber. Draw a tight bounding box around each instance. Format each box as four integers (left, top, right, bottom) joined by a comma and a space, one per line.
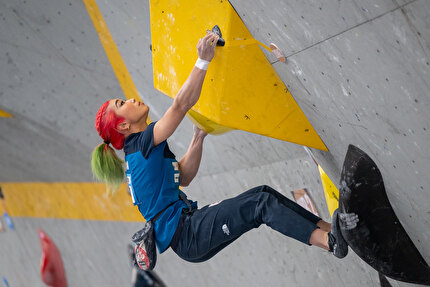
91, 31, 351, 263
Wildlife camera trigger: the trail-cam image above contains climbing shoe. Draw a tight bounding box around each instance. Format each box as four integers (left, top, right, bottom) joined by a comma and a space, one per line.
328, 209, 349, 258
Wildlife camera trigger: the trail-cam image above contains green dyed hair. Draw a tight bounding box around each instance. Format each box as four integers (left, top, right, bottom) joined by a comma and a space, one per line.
91, 143, 124, 193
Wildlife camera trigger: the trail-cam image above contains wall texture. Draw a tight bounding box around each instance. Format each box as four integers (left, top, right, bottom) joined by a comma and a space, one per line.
0, 0, 429, 286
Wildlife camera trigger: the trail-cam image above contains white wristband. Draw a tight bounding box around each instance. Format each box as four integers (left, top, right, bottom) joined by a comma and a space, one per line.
195, 58, 210, 70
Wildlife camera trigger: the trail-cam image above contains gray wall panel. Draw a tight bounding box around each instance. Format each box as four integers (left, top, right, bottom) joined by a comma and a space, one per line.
0, 0, 429, 286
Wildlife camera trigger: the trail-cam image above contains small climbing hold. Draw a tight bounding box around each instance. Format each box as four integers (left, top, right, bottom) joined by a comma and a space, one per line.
269, 43, 286, 63
209, 25, 225, 46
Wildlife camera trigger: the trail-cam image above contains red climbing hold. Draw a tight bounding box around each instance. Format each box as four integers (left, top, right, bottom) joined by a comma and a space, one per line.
39, 229, 68, 287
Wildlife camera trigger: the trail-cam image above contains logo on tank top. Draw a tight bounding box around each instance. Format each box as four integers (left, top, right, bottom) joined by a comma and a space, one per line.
172, 162, 180, 183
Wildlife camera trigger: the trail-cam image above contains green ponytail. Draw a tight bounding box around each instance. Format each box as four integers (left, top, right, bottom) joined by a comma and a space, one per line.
91, 143, 124, 193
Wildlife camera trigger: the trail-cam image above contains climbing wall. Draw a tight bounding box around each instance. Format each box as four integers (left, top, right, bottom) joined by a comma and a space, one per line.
0, 0, 429, 286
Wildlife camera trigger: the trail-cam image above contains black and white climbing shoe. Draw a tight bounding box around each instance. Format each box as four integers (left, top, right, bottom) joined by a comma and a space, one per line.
328, 209, 349, 258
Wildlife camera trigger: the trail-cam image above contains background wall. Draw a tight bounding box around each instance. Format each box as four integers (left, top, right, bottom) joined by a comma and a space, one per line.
0, 0, 429, 286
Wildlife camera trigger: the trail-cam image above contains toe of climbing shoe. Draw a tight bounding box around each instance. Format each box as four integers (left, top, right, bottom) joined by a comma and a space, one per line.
330, 209, 349, 259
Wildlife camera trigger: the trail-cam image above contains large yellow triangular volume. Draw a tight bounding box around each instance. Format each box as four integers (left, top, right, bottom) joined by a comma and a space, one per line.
149, 0, 327, 150
318, 165, 339, 217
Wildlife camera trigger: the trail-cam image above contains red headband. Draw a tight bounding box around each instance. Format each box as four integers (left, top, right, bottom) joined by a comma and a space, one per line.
95, 100, 125, 150
95, 101, 110, 141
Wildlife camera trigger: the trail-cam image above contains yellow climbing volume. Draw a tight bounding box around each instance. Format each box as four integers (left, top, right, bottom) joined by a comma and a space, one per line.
149, 0, 327, 150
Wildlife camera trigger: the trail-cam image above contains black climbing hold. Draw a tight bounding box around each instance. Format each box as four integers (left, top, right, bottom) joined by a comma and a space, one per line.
339, 145, 430, 285
210, 25, 225, 46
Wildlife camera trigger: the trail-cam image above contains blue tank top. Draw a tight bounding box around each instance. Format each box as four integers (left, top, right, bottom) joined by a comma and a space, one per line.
124, 122, 197, 253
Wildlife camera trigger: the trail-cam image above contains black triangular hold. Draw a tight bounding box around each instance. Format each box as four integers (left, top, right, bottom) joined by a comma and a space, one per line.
211, 25, 225, 46
339, 144, 430, 285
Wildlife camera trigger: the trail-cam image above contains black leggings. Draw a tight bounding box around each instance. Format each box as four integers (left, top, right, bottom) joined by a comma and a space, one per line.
170, 185, 321, 263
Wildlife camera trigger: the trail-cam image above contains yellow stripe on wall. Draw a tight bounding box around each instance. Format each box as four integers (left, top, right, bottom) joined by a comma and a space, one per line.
82, 0, 151, 123
82, 0, 138, 101
0, 110, 13, 118
0, 183, 143, 221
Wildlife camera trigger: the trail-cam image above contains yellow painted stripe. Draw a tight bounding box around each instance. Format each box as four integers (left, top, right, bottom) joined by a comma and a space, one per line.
82, 0, 138, 101
0, 183, 143, 221
0, 110, 13, 118
82, 0, 151, 123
